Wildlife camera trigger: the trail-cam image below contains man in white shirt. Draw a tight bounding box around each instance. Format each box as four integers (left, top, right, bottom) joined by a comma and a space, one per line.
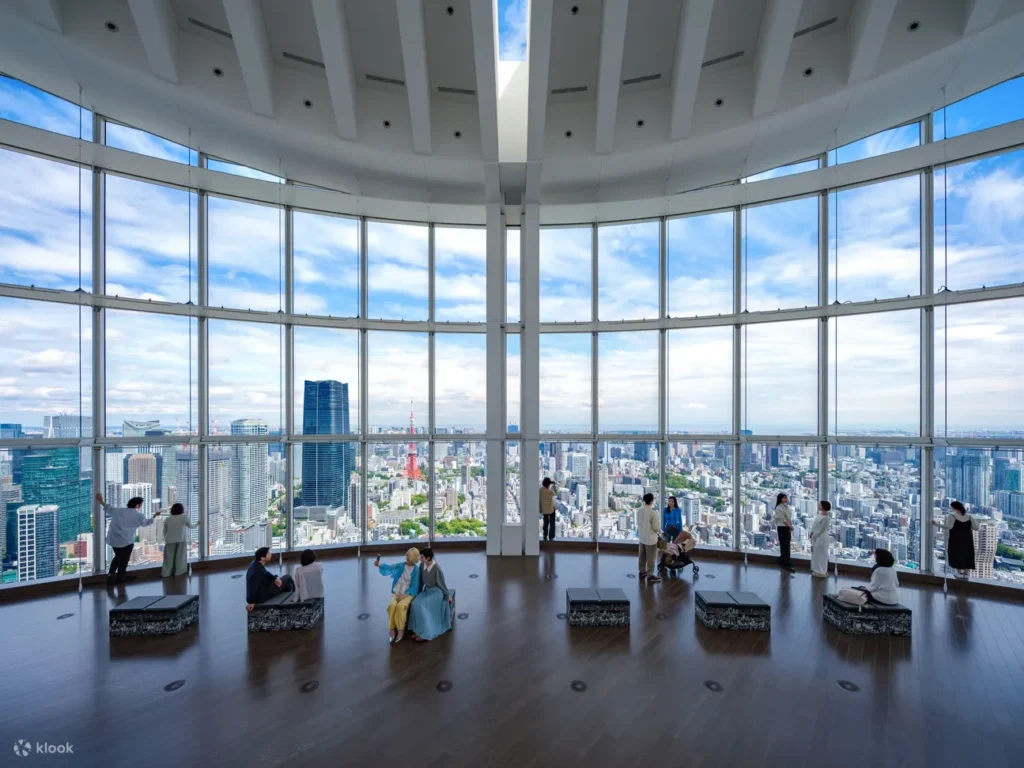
635, 493, 661, 582
96, 493, 160, 586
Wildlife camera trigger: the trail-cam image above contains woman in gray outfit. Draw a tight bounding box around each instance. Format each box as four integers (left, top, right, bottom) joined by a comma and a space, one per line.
407, 547, 453, 642
161, 503, 194, 577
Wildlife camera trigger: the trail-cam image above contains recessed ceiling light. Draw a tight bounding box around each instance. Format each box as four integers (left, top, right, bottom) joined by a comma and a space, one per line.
446, 5, 454, 15
565, 130, 573, 138
383, 120, 391, 128
803, 67, 814, 77
571, 6, 579, 15
105, 21, 118, 32
213, 67, 224, 77
304, 99, 313, 108
454, 130, 462, 138
636, 119, 645, 127
715, 98, 723, 107
907, 20, 920, 31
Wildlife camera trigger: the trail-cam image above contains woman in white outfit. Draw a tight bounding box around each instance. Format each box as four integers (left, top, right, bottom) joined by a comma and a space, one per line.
161, 502, 194, 577
809, 500, 831, 578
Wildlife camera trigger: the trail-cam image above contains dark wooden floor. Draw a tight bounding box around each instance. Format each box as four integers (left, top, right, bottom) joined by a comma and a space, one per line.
3, 550, 1023, 768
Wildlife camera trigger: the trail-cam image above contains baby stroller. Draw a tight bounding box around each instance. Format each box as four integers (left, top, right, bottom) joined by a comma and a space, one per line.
657, 530, 698, 576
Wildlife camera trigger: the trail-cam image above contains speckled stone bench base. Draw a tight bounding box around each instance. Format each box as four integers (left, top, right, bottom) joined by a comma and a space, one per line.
566, 588, 630, 627
247, 597, 324, 632
696, 591, 770, 631
823, 595, 911, 636
109, 595, 198, 636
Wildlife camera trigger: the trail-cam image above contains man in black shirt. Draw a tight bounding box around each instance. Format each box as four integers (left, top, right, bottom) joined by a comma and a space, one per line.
245, 547, 295, 610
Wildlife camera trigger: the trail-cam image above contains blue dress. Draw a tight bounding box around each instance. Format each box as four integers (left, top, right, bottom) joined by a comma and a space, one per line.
407, 564, 452, 640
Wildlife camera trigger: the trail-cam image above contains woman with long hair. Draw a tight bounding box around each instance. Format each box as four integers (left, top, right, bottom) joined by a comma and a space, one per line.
772, 492, 794, 573
943, 500, 980, 580
663, 495, 682, 541
855, 548, 900, 605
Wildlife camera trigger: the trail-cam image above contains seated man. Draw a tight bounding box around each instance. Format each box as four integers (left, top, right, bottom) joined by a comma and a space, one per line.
245, 547, 295, 611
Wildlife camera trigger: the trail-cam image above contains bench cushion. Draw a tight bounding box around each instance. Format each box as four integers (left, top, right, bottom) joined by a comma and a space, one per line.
144, 595, 198, 612
596, 588, 629, 605
254, 592, 296, 607
566, 588, 600, 604
110, 596, 164, 612
109, 595, 199, 636
695, 590, 737, 606
696, 590, 770, 632
823, 594, 911, 636
824, 594, 910, 613
728, 591, 768, 607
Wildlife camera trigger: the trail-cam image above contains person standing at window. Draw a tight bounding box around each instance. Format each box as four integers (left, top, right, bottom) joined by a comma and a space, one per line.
540, 477, 557, 541
663, 495, 682, 541
636, 492, 661, 583
943, 500, 980, 580
96, 492, 160, 587
161, 502, 194, 578
809, 500, 831, 578
773, 492, 795, 573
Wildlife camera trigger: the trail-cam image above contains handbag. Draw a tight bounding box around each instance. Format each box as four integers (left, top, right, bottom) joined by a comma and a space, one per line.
836, 587, 868, 606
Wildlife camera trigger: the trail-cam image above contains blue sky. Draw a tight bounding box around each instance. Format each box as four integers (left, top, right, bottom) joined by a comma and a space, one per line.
497, 0, 528, 61
1, 73, 1023, 435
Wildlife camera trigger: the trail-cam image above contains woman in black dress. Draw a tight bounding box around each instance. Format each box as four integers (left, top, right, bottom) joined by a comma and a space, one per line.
944, 500, 980, 580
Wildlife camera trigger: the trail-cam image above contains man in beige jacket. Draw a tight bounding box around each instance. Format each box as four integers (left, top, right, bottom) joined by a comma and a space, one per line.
636, 493, 661, 582
540, 478, 557, 541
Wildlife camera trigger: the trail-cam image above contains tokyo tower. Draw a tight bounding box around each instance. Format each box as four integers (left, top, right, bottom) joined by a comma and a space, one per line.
405, 402, 420, 480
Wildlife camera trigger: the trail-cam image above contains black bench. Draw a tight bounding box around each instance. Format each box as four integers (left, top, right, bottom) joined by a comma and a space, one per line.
696, 590, 770, 631
247, 594, 324, 632
566, 587, 630, 627
823, 594, 911, 636
109, 595, 198, 636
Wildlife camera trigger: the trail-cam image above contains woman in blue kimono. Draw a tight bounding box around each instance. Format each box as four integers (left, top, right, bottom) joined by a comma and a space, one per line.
408, 547, 453, 642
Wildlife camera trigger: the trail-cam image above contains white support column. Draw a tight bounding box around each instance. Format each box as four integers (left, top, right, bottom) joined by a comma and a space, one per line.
359, 217, 369, 547
90, 115, 107, 575
427, 223, 436, 542
818, 190, 830, 500
284, 206, 295, 550
732, 206, 743, 549
197, 189, 210, 560
920, 127, 936, 572
485, 203, 505, 555
521, 203, 541, 556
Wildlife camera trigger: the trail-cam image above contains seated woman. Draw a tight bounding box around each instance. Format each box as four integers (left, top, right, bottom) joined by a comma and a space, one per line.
407, 547, 453, 642
855, 548, 900, 605
375, 548, 421, 644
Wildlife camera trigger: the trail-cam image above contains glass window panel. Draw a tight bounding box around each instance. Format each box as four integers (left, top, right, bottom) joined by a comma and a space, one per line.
935, 298, 1024, 439
506, 227, 520, 322
742, 196, 818, 312
666, 441, 734, 549
367, 331, 428, 434
933, 448, 1015, 584
539, 442, 592, 539
207, 441, 283, 556
598, 331, 658, 434
667, 327, 733, 434
742, 158, 819, 183
435, 226, 486, 322
829, 311, 920, 436
0, 75, 93, 140
293, 211, 359, 317
539, 333, 591, 434
498, 0, 528, 61
292, 442, 361, 549
207, 196, 283, 311
505, 441, 520, 524
105, 122, 195, 164
208, 320, 283, 435
5, 447, 92, 583
540, 227, 591, 322
105, 175, 197, 303
367, 221, 428, 320
933, 75, 1024, 141
829, 445, 922, 570
294, 326, 359, 435
667, 211, 734, 317
739, 443, 818, 554
0, 149, 91, 291
742, 320, 818, 435
828, 123, 921, 165
597, 221, 659, 321
435, 334, 486, 433
829, 175, 920, 304
105, 311, 198, 436
596, 442, 658, 541
934, 149, 1024, 292
507, 334, 520, 434
434, 441, 487, 539
367, 441, 429, 541
206, 157, 283, 183
0, 298, 91, 437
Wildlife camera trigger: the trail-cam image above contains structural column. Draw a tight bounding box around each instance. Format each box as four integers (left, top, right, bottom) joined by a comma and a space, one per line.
520, 203, 541, 556
920, 147, 936, 574
90, 114, 107, 576
484, 203, 506, 555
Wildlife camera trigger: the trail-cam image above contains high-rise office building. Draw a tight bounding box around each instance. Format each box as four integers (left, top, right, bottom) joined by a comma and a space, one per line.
175, 450, 199, 542
123, 420, 160, 438
993, 458, 1022, 492
230, 419, 269, 527
300, 382, 353, 510
972, 522, 998, 580
44, 414, 92, 439
947, 451, 989, 509
634, 443, 650, 462
121, 482, 153, 514
127, 454, 157, 497
17, 504, 59, 581
21, 449, 89, 544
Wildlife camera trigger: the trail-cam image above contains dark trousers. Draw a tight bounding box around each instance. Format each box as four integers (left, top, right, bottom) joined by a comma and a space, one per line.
108, 543, 134, 583
542, 513, 556, 540
264, 574, 296, 601
777, 526, 792, 567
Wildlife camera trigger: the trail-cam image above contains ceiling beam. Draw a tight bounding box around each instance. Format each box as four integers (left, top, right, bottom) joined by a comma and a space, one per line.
469, 0, 500, 201
525, 0, 554, 202
127, 0, 179, 84
669, 0, 715, 141
752, 0, 803, 117
311, 0, 358, 141
222, 0, 275, 117
396, 0, 432, 156
963, 0, 1003, 36
19, 0, 62, 32
847, 0, 896, 84
594, 0, 629, 155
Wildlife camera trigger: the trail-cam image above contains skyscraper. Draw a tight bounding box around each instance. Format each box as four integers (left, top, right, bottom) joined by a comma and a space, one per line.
121, 482, 153, 514
300, 381, 353, 510
947, 451, 989, 509
44, 414, 92, 439
21, 448, 89, 544
230, 419, 269, 527
634, 443, 650, 463
123, 420, 161, 438
994, 458, 1022, 492
971, 522, 998, 580
127, 454, 158, 498
175, 450, 199, 542
17, 504, 59, 581
208, 449, 232, 544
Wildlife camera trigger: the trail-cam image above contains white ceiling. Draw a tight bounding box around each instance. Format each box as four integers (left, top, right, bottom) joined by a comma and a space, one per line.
0, 0, 1022, 206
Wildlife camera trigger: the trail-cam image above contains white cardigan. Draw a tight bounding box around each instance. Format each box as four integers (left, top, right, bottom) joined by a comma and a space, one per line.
867, 565, 900, 605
